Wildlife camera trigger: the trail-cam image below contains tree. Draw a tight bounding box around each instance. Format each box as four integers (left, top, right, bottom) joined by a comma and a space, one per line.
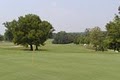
73, 35, 86, 45
33, 21, 53, 50
89, 27, 104, 51
4, 14, 53, 51
83, 28, 90, 44
73, 36, 81, 44
0, 35, 4, 41
52, 31, 73, 44
73, 29, 90, 45
3, 20, 17, 41
106, 15, 120, 52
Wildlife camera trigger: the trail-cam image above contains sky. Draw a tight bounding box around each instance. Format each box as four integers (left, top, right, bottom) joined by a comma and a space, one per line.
0, 0, 120, 34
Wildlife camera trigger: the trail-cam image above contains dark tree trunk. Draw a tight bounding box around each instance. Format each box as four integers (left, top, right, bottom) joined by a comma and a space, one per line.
30, 44, 33, 51
35, 45, 38, 51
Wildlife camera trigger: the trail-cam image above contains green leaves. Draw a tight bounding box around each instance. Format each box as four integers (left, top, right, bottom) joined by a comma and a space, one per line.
3, 14, 53, 50
89, 27, 102, 45
106, 15, 120, 42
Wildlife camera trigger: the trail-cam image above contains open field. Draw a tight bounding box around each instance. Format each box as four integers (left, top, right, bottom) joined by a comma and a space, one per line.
0, 40, 120, 80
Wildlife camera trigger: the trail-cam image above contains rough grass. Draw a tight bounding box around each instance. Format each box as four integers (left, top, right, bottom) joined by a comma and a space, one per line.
0, 40, 120, 80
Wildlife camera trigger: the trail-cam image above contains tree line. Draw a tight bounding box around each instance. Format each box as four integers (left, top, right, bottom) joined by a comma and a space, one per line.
52, 28, 106, 51
52, 8, 120, 52
1, 7, 120, 52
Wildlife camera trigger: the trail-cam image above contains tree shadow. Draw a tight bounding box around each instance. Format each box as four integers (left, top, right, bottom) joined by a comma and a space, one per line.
0, 46, 48, 52
23, 48, 48, 52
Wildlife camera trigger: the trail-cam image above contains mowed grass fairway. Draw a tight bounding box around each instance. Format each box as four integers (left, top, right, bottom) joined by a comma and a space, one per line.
0, 40, 120, 80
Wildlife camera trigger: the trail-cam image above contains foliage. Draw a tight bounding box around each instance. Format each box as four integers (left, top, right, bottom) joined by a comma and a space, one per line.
73, 28, 90, 45
73, 36, 81, 44
3, 14, 53, 51
52, 31, 73, 44
0, 34, 4, 41
106, 15, 120, 52
89, 27, 105, 51
3, 20, 17, 41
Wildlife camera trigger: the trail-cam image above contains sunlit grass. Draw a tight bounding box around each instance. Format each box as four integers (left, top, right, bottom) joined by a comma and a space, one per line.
0, 40, 120, 80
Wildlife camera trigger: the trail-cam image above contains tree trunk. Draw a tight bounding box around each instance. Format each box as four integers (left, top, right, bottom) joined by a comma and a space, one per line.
35, 45, 38, 51
30, 44, 33, 51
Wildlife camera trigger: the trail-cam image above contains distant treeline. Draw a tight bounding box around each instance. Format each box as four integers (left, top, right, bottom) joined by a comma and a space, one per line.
52, 29, 106, 51
52, 30, 106, 45
0, 7, 120, 52
52, 31, 82, 44
51, 7, 120, 52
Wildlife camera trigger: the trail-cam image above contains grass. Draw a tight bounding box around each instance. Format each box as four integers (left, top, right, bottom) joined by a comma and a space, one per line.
0, 40, 120, 80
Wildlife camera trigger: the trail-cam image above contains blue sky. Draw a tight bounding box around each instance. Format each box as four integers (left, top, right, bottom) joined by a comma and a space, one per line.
0, 0, 120, 34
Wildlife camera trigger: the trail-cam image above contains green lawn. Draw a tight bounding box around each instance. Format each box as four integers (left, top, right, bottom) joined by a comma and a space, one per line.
0, 40, 120, 80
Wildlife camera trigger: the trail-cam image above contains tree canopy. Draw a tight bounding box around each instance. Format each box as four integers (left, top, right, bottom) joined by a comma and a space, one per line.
52, 31, 73, 44
106, 15, 120, 51
3, 14, 53, 51
3, 20, 17, 41
89, 27, 105, 51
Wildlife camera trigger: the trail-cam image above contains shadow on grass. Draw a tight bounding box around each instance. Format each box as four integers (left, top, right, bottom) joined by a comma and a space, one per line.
23, 48, 48, 52
0, 47, 48, 52
0, 46, 119, 54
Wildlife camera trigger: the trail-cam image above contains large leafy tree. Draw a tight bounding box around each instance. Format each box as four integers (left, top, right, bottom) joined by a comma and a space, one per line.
106, 15, 120, 51
89, 27, 104, 51
4, 14, 53, 51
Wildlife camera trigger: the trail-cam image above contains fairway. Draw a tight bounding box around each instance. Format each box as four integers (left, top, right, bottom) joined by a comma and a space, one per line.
0, 40, 120, 80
